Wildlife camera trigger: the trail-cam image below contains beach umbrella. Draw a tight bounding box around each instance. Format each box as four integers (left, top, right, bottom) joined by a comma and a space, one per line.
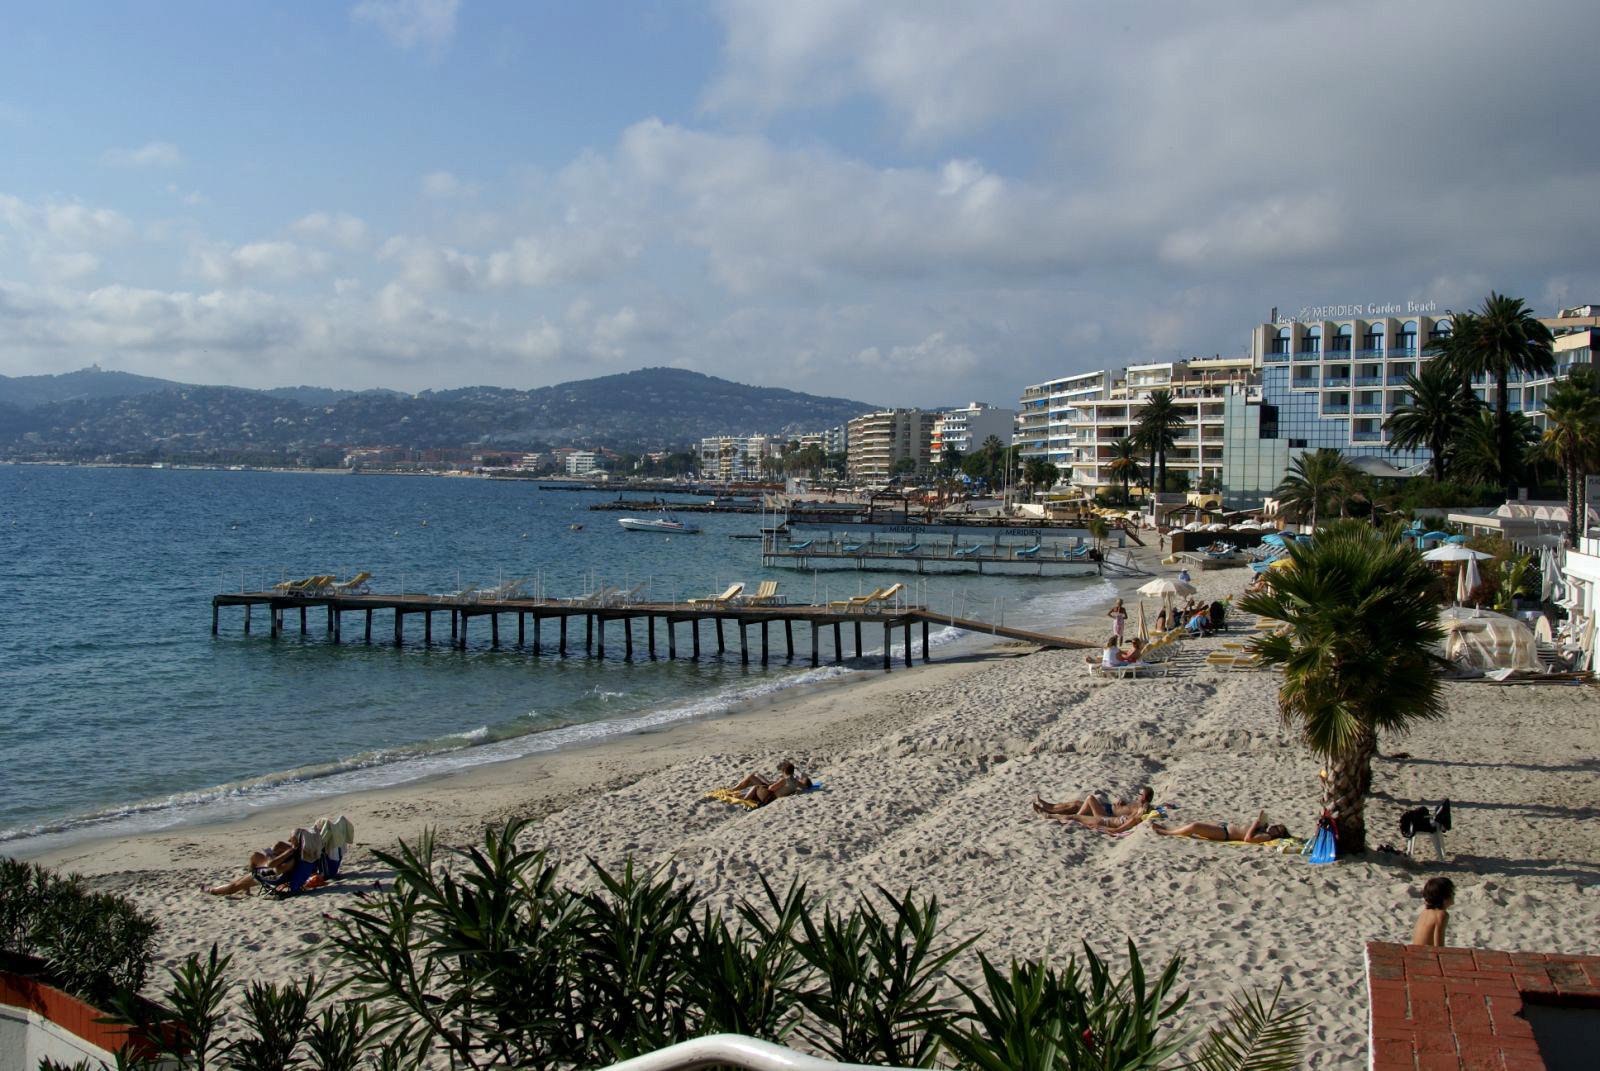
1422, 545, 1492, 563
1420, 531, 1450, 543
1445, 534, 1469, 544
1139, 577, 1196, 612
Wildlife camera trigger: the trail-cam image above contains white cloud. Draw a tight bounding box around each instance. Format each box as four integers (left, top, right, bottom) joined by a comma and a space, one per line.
378, 235, 483, 291
352, 0, 460, 52
420, 170, 476, 199
192, 240, 332, 284
290, 212, 371, 250
99, 141, 183, 168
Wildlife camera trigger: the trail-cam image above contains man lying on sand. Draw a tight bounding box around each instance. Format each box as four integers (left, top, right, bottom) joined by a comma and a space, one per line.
1054, 810, 1148, 834
1034, 786, 1153, 818
204, 837, 301, 896
1149, 810, 1288, 844
728, 760, 812, 806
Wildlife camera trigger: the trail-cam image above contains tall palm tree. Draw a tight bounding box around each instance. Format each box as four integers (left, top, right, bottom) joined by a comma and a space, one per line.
1105, 437, 1144, 505
1431, 293, 1555, 499
1537, 371, 1600, 545
1273, 449, 1354, 530
1452, 409, 1538, 489
1384, 361, 1480, 482
1135, 390, 1185, 496
1239, 521, 1446, 852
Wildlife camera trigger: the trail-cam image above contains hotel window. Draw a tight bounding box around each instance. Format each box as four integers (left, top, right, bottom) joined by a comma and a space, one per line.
1299, 326, 1322, 355
1363, 325, 1385, 352
1428, 318, 1453, 342
1270, 327, 1291, 354
1329, 325, 1353, 352
1398, 320, 1418, 352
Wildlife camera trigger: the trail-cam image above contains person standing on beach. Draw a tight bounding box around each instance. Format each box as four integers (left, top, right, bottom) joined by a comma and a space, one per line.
1107, 598, 1128, 642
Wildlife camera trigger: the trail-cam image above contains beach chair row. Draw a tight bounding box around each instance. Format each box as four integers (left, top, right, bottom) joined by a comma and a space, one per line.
685, 580, 785, 608
271, 571, 371, 596
826, 582, 906, 613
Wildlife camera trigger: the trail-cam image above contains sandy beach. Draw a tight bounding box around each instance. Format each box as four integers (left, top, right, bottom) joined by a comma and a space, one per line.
22, 549, 1600, 1068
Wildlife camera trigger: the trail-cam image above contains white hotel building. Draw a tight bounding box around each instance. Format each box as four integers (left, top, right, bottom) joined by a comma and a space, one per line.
930, 402, 1016, 456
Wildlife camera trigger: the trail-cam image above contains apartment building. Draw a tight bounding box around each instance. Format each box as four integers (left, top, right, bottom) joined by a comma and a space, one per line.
846, 408, 936, 482
698, 435, 778, 481
797, 423, 849, 458
565, 450, 602, 476
1066, 357, 1253, 496
930, 402, 1016, 457
1016, 370, 1112, 468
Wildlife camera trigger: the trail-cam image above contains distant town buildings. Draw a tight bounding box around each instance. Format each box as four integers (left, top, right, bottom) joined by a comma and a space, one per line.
698, 435, 779, 481
930, 402, 1016, 457
564, 450, 602, 476
846, 408, 937, 482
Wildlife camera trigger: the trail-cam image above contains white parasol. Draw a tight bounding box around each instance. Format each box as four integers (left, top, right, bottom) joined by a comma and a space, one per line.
1139, 577, 1197, 612
1421, 545, 1492, 563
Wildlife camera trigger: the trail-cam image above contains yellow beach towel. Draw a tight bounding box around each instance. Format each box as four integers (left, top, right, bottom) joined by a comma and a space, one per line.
704, 788, 760, 809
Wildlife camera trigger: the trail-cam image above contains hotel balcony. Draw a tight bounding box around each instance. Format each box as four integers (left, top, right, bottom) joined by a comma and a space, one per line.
1293, 350, 1321, 361
1353, 348, 1386, 359
1386, 372, 1413, 385
1354, 375, 1384, 386
1323, 400, 1351, 414
1353, 430, 1382, 442
1353, 403, 1383, 414
1264, 351, 1290, 363
1323, 376, 1351, 388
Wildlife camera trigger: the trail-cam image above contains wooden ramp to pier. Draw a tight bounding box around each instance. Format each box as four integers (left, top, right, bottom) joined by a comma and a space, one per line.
211, 591, 1095, 671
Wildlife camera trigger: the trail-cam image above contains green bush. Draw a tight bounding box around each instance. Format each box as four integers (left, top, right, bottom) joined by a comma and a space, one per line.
94, 818, 1305, 1071
0, 857, 157, 1007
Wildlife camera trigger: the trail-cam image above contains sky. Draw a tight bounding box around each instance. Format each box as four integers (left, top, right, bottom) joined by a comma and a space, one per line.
2, 0, 1599, 408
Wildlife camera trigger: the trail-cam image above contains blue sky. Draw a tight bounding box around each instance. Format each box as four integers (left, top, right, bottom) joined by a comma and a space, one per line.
3, 1, 1599, 407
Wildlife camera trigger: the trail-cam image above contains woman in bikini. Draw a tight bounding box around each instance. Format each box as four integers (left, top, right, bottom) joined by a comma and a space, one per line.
728, 760, 812, 806
1148, 810, 1288, 843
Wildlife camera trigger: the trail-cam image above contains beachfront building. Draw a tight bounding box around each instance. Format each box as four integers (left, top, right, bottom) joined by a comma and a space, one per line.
797, 423, 848, 457
698, 435, 779, 482
564, 450, 602, 476
1220, 302, 1597, 505
930, 402, 1016, 457
1015, 370, 1112, 468
846, 408, 936, 482
1059, 357, 1252, 497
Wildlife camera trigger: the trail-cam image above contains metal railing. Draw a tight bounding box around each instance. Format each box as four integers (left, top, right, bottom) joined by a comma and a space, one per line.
597, 1035, 913, 1071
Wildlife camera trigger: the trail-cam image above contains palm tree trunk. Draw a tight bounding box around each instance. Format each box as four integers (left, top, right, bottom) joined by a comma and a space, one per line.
1496, 370, 1514, 500
1157, 448, 1167, 498
1324, 727, 1377, 854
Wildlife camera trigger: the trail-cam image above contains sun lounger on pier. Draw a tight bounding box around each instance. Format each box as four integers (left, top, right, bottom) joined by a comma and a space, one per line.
688, 583, 743, 608
896, 543, 920, 554
562, 587, 617, 608
296, 575, 337, 595
331, 571, 372, 594
831, 582, 906, 613
740, 580, 782, 606
787, 539, 813, 551
436, 583, 481, 603
841, 543, 866, 553
1015, 543, 1043, 558
953, 544, 982, 557
272, 576, 311, 592
605, 582, 648, 606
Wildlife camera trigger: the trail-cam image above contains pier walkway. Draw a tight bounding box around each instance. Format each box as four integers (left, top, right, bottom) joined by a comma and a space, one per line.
211, 590, 1095, 671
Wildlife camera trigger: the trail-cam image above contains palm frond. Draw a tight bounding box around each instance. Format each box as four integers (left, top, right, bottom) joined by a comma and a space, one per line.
1184, 984, 1308, 1071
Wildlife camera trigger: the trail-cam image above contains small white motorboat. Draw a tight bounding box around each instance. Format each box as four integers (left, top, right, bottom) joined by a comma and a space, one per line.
618, 511, 700, 535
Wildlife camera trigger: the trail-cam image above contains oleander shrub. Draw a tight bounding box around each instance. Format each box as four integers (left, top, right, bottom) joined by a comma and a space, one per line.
0, 857, 157, 1007
90, 817, 1305, 1071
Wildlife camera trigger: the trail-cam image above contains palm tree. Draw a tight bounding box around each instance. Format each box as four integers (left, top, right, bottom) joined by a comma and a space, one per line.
1384, 361, 1480, 481
1431, 293, 1555, 499
1022, 457, 1058, 498
1105, 437, 1144, 505
1452, 409, 1538, 489
1239, 521, 1446, 852
1135, 390, 1185, 496
1537, 371, 1600, 545
1086, 515, 1109, 556
1273, 449, 1355, 530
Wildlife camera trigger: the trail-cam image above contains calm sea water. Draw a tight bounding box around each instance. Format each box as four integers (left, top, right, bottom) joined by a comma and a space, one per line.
0, 466, 1110, 850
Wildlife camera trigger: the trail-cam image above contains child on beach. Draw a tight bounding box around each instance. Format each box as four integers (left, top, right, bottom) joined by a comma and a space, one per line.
1410, 877, 1454, 946
1107, 598, 1128, 641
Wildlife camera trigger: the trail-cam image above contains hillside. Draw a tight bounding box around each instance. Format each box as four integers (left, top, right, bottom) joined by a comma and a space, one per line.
0, 367, 875, 460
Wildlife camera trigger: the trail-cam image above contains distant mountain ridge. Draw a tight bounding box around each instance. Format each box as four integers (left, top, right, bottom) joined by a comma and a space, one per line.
0, 366, 876, 460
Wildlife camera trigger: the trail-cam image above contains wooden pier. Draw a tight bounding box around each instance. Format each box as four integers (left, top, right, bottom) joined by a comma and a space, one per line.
211, 591, 1094, 671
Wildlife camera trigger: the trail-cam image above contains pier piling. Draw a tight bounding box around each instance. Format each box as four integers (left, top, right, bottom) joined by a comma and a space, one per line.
394, 610, 403, 646
244, 604, 251, 634
425, 610, 432, 645
364, 609, 372, 643
692, 620, 701, 659
716, 619, 725, 654
625, 618, 633, 661
597, 618, 605, 658
903, 621, 912, 667
533, 615, 541, 655
761, 620, 769, 666
834, 622, 843, 664
518, 612, 525, 646
648, 616, 656, 659
921, 620, 929, 662
299, 607, 307, 635
559, 615, 568, 656
668, 619, 676, 659
586, 614, 593, 655
491, 613, 500, 648
784, 619, 794, 661
882, 623, 891, 672
810, 623, 819, 667
854, 622, 862, 659
739, 624, 748, 665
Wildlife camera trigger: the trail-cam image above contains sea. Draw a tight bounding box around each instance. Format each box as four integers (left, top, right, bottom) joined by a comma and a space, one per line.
0, 465, 1113, 853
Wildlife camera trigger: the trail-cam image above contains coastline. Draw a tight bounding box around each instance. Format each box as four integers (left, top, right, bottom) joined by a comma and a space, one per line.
29, 543, 1592, 1069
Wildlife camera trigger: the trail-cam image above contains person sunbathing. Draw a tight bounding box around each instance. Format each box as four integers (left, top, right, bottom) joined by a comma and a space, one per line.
1149, 810, 1288, 844
204, 838, 300, 896
728, 760, 812, 806
1034, 786, 1153, 818
1056, 810, 1147, 834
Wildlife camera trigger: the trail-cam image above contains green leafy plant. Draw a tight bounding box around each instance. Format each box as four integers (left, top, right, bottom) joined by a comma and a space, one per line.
0, 858, 157, 1008
1188, 984, 1308, 1071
